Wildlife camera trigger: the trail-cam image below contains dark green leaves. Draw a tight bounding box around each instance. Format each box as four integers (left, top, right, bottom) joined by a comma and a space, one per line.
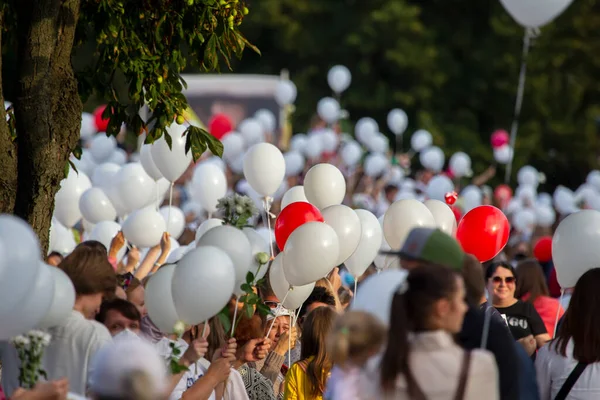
185, 125, 223, 161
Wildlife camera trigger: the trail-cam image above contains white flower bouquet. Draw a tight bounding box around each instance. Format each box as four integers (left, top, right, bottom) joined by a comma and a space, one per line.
11, 330, 51, 389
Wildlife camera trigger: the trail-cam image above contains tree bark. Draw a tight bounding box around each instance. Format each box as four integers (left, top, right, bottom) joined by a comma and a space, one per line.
13, 0, 82, 254
0, 9, 19, 215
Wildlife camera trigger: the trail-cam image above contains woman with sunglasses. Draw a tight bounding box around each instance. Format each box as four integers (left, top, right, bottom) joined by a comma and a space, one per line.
485, 262, 550, 356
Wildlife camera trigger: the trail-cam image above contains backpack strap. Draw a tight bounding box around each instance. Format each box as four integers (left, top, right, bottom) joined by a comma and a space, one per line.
453, 351, 472, 400
554, 362, 588, 400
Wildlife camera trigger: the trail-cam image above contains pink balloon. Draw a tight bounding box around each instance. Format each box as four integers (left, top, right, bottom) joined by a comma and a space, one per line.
490, 129, 509, 148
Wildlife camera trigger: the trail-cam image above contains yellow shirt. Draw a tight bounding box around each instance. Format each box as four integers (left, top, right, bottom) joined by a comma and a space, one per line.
283, 358, 327, 400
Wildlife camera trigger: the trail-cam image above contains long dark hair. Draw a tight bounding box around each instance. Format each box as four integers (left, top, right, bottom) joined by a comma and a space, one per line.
555, 268, 600, 363
515, 259, 549, 303
380, 264, 459, 394
300, 306, 336, 397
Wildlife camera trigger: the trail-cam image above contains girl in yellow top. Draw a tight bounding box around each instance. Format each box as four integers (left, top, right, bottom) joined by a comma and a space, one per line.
283, 307, 336, 400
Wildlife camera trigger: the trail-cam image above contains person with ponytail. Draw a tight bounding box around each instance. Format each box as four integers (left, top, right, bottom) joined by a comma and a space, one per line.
324, 311, 387, 400
373, 264, 499, 400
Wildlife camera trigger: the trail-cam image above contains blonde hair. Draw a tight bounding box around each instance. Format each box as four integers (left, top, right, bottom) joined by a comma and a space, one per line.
327, 311, 386, 368
96, 370, 158, 400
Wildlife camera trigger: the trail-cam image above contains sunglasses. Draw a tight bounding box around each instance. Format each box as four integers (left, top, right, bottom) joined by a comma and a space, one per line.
491, 276, 516, 284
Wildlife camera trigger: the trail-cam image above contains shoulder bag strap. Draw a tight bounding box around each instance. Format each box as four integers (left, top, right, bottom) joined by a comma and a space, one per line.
554, 362, 588, 400
453, 351, 472, 400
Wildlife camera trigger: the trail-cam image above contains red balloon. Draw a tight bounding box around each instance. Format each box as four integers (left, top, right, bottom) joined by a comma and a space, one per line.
494, 184, 513, 209
456, 205, 510, 263
451, 205, 463, 223
209, 114, 233, 140
533, 236, 553, 263
445, 191, 458, 205
275, 202, 324, 251
490, 129, 509, 148
94, 105, 109, 132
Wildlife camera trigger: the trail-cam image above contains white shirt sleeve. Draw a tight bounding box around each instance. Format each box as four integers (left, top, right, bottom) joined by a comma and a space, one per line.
535, 345, 553, 400
86, 322, 113, 391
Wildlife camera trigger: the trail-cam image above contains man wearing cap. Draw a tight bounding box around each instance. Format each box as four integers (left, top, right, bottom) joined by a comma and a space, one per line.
387, 227, 526, 400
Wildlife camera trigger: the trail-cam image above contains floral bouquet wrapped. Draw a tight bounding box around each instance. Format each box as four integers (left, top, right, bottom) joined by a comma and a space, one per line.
11, 330, 51, 389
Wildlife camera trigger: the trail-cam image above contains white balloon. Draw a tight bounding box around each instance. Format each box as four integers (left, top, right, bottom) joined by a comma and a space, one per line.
190, 163, 227, 213
364, 153, 389, 177
383, 199, 436, 250
165, 245, 190, 264
255, 109, 277, 133
145, 264, 180, 334
270, 254, 315, 310
117, 163, 155, 213
554, 186, 577, 214
55, 169, 92, 228
221, 132, 245, 162
195, 218, 224, 243
494, 145, 513, 165
108, 148, 127, 165
150, 123, 192, 182
38, 266, 76, 329
89, 221, 126, 261
320, 129, 339, 153
512, 208, 537, 233
140, 144, 163, 181
587, 170, 600, 191
283, 222, 340, 286
411, 130, 432, 152
70, 150, 97, 177
350, 269, 408, 326
92, 163, 120, 188
122, 208, 166, 248
516, 185, 537, 204
500, 0, 574, 28
387, 166, 405, 186
79, 188, 117, 224
284, 151, 305, 177
345, 210, 383, 277
341, 141, 363, 167
303, 134, 323, 160
80, 113, 96, 140
387, 109, 408, 136
536, 206, 556, 228
322, 205, 362, 265
355, 118, 378, 145
367, 134, 389, 154
537, 193, 553, 207
243, 228, 270, 282
419, 146, 445, 172
89, 135, 117, 163
327, 65, 352, 94
181, 201, 203, 219
425, 175, 454, 202
49, 219, 77, 255
424, 200, 457, 236
256, 227, 275, 246
281, 186, 308, 210
317, 97, 340, 124
290, 134, 308, 153
173, 246, 236, 325
153, 178, 171, 208
275, 80, 297, 106
449, 152, 472, 178
198, 225, 252, 286
304, 164, 346, 209
239, 119, 265, 146
159, 206, 185, 239
243, 143, 285, 197
518, 165, 539, 187
553, 210, 600, 288
461, 185, 483, 212
0, 215, 42, 333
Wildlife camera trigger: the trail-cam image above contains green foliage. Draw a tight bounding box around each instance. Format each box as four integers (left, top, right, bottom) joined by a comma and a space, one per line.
233, 0, 600, 189
217, 193, 259, 229
168, 341, 189, 375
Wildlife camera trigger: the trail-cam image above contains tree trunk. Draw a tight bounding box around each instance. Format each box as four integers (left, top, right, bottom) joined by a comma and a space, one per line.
13, 0, 82, 255
0, 9, 19, 215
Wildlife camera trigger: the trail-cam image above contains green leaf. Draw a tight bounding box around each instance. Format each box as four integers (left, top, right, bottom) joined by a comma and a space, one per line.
164, 131, 173, 149
72, 144, 82, 160
245, 271, 255, 284
257, 303, 272, 317
67, 160, 76, 177
198, 128, 224, 157
217, 307, 232, 333
244, 303, 253, 318
240, 283, 252, 293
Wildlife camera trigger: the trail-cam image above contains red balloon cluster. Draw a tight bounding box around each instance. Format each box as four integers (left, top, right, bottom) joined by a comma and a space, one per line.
490, 129, 509, 148
275, 202, 324, 251
94, 105, 109, 132
533, 237, 553, 263
456, 205, 510, 263
209, 114, 233, 140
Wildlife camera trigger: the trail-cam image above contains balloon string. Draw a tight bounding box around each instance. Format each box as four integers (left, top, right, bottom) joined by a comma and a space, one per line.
155, 184, 160, 211
553, 289, 564, 338
288, 325, 292, 368
201, 321, 208, 338
167, 183, 174, 233
230, 295, 239, 337
265, 290, 290, 338
505, 28, 533, 184
263, 197, 275, 259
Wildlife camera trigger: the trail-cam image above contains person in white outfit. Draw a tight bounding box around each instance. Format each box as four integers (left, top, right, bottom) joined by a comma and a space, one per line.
536, 268, 600, 400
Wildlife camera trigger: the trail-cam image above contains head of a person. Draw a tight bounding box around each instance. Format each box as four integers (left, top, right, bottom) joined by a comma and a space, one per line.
512, 241, 531, 262
96, 298, 142, 337
461, 254, 486, 307
485, 261, 517, 305
46, 251, 64, 267
301, 306, 336, 397
515, 259, 549, 303
328, 311, 386, 368
380, 264, 467, 393
265, 308, 292, 348
384, 185, 399, 203
397, 228, 465, 272
124, 276, 147, 317
233, 313, 265, 349
297, 286, 336, 325
556, 268, 600, 363
59, 242, 117, 319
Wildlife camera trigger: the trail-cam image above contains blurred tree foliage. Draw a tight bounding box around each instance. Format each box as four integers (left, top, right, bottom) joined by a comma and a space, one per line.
233, 0, 600, 189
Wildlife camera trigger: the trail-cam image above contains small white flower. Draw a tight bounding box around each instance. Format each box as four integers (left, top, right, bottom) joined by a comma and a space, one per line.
173, 321, 186, 337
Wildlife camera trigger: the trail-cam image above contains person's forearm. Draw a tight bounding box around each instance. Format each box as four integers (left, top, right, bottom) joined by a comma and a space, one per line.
151, 251, 170, 274
166, 358, 190, 396
181, 375, 219, 400
260, 351, 285, 384
134, 248, 160, 279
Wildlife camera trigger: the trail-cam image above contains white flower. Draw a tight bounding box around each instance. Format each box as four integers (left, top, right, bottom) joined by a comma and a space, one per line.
173, 321, 186, 337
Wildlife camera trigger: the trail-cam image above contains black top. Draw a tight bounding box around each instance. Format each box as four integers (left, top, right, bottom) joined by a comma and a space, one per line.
495, 300, 547, 340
